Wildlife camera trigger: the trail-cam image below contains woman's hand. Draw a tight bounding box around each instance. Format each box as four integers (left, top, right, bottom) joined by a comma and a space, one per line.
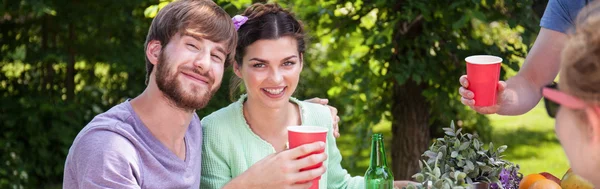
224, 141, 328, 189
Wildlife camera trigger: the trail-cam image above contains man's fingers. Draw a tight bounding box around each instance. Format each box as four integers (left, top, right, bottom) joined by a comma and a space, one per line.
497, 81, 507, 92
459, 75, 469, 88
333, 117, 340, 138
459, 87, 474, 99
329, 106, 337, 115
461, 97, 475, 106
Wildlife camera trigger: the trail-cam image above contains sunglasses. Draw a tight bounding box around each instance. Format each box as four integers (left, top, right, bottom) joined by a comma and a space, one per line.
542, 83, 587, 118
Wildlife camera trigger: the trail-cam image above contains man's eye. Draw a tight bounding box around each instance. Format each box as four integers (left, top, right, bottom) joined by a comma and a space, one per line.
212, 54, 223, 62
186, 44, 198, 49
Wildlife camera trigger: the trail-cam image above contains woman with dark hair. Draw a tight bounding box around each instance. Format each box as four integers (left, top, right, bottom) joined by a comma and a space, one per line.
200, 3, 414, 189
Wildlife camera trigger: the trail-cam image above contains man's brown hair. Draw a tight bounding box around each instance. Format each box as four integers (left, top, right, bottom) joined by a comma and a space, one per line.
144, 0, 237, 84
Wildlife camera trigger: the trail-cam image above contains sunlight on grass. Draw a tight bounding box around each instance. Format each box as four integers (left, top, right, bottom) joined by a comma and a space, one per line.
488, 101, 569, 177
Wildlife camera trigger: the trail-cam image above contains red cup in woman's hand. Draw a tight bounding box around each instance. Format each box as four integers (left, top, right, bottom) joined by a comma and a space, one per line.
288, 126, 328, 189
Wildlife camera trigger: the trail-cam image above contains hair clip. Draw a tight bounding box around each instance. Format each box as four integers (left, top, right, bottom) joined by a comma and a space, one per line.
232, 15, 248, 30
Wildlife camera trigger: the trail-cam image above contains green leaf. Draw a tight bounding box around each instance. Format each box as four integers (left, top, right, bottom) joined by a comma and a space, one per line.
497, 145, 508, 153
471, 10, 486, 22
458, 172, 467, 180
452, 15, 470, 30
144, 5, 159, 18
158, 1, 170, 9
434, 180, 444, 188
451, 151, 459, 158
446, 131, 456, 137
479, 165, 492, 173
414, 173, 425, 182
425, 151, 438, 158
458, 142, 470, 151
434, 167, 441, 178
466, 161, 474, 171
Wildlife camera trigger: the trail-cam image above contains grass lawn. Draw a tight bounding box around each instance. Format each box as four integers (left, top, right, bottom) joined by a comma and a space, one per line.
488, 100, 570, 178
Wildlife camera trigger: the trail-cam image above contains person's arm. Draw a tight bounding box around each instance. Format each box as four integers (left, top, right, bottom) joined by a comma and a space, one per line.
460, 28, 567, 115
305, 97, 340, 138
64, 130, 141, 189
498, 28, 565, 115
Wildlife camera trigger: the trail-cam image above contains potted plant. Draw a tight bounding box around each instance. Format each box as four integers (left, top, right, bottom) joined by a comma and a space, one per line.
406, 121, 522, 189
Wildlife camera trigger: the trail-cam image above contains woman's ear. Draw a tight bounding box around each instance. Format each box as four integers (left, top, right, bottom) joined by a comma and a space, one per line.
586, 106, 600, 144
146, 40, 162, 66
233, 63, 242, 78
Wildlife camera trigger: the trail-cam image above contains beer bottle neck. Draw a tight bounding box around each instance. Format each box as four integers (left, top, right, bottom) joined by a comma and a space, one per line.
369, 134, 388, 168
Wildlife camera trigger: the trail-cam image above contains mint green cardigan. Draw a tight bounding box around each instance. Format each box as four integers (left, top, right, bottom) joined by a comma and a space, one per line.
200, 95, 364, 189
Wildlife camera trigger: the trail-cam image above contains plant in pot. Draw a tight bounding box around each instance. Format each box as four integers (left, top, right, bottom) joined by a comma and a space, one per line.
406, 121, 522, 189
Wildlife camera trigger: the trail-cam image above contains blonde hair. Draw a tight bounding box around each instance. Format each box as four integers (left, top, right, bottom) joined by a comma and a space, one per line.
560, 1, 600, 105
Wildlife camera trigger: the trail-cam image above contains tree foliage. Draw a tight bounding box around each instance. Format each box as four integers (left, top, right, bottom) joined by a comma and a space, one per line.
285, 0, 540, 178
0, 0, 246, 187
0, 0, 541, 186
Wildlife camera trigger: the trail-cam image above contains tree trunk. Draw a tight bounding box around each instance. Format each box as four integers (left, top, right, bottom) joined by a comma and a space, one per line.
390, 79, 430, 180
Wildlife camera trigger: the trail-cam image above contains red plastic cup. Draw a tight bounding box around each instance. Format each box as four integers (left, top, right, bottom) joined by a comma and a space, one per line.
465, 55, 503, 106
287, 126, 328, 189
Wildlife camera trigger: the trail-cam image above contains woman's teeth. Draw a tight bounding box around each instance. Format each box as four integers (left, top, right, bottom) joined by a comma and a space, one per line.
264, 88, 284, 95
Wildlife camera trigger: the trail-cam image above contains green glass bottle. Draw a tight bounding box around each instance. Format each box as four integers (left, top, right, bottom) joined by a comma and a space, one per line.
364, 133, 394, 189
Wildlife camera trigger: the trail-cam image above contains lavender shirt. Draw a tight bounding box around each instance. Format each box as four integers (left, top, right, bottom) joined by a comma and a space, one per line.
63, 101, 202, 189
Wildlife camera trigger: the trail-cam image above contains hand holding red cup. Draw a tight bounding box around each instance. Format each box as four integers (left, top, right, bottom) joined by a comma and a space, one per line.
465, 55, 503, 107
288, 126, 328, 189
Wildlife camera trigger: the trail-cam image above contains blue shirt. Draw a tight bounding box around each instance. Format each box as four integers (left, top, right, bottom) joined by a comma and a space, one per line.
541, 0, 592, 33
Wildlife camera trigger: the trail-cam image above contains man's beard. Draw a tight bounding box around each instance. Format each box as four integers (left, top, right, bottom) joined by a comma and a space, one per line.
155, 51, 218, 111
